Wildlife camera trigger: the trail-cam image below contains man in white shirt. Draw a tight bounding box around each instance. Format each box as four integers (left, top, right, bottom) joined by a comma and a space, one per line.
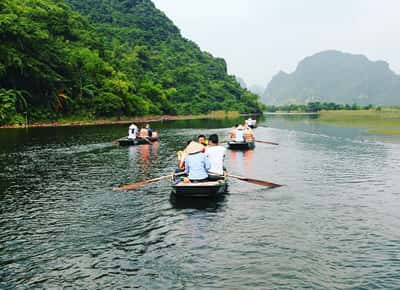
205, 134, 226, 177
235, 125, 245, 142
128, 123, 138, 140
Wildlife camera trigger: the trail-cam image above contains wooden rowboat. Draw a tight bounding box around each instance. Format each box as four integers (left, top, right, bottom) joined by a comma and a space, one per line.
227, 140, 255, 150
117, 136, 158, 146
171, 174, 228, 198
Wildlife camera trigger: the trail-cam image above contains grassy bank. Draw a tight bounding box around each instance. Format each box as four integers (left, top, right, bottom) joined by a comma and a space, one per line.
0, 111, 241, 129
318, 109, 400, 135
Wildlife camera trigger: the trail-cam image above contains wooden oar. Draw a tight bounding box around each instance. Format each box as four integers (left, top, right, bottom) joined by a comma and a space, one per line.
142, 136, 153, 145
112, 136, 127, 144
228, 174, 282, 188
255, 140, 279, 145
116, 172, 185, 191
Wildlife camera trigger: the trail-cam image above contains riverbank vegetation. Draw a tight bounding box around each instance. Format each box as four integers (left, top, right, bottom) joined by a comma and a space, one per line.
265, 102, 379, 113
0, 110, 242, 129
0, 0, 264, 126
318, 109, 400, 136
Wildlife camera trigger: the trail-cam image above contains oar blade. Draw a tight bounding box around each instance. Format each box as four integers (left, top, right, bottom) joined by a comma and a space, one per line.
116, 174, 175, 191
228, 174, 282, 188
116, 180, 149, 191
243, 177, 282, 188
256, 140, 279, 145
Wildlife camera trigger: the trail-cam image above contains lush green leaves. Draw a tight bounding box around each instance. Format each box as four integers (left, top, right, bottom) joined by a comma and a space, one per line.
0, 0, 264, 125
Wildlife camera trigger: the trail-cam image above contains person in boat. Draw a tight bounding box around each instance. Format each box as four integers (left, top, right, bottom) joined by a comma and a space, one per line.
245, 118, 253, 127
235, 125, 245, 142
176, 140, 192, 171
205, 134, 226, 180
128, 124, 138, 140
145, 123, 153, 137
184, 141, 210, 182
229, 124, 238, 140
197, 135, 208, 146
244, 124, 255, 142
139, 125, 149, 138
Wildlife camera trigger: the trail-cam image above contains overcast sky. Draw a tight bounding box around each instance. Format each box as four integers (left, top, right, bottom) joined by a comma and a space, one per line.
152, 0, 400, 87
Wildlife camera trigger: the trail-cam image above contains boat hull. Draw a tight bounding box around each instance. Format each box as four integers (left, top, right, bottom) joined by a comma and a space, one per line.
171, 177, 228, 198
227, 141, 255, 150
118, 136, 158, 146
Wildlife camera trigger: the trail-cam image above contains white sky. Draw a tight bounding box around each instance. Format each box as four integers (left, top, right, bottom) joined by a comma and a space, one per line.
152, 0, 400, 87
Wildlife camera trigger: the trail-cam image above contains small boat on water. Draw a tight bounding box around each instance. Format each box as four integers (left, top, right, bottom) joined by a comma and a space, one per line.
227, 140, 255, 150
117, 136, 159, 146
245, 118, 257, 129
171, 173, 228, 198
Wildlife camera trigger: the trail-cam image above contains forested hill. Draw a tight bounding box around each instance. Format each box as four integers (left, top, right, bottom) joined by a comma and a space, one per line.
264, 50, 400, 105
0, 0, 264, 125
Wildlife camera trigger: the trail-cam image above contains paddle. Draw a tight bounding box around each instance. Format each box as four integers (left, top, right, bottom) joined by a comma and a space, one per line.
112, 136, 127, 144
116, 172, 185, 191
142, 136, 153, 145
227, 174, 282, 188
255, 140, 279, 145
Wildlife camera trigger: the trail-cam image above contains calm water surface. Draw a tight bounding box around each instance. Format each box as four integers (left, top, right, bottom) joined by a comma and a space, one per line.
1, 116, 400, 289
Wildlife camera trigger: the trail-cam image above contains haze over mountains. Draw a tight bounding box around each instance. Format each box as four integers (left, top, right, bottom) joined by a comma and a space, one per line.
263, 50, 400, 105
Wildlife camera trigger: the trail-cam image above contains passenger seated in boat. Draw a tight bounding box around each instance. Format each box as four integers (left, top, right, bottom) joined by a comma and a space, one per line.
139, 126, 149, 138
176, 140, 192, 172
128, 124, 138, 140
205, 134, 226, 180
235, 125, 245, 142
244, 125, 255, 142
245, 118, 252, 127
229, 124, 238, 140
197, 135, 208, 146
184, 141, 210, 182
145, 123, 153, 137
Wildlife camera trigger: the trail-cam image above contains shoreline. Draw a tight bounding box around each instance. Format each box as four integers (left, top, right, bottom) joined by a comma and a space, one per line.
264, 112, 320, 115
0, 112, 243, 129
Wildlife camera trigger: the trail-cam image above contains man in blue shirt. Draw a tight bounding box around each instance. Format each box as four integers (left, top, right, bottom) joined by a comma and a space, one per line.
184, 141, 210, 182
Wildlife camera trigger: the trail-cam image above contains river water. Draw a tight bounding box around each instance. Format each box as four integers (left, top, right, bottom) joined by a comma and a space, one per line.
1, 116, 400, 289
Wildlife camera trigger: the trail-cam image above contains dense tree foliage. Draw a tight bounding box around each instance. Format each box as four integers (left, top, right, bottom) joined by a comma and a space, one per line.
0, 0, 264, 125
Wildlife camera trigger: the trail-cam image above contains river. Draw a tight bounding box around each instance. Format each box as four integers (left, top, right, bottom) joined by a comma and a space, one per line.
1, 116, 400, 289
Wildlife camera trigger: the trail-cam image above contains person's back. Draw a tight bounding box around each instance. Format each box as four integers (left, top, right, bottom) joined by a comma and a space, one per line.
128, 124, 138, 139
184, 142, 210, 181
139, 127, 149, 137
244, 128, 254, 141
235, 125, 245, 142
205, 134, 226, 175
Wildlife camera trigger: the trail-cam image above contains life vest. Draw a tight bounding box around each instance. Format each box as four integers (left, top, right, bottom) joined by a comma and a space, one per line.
244, 129, 254, 141
139, 128, 149, 137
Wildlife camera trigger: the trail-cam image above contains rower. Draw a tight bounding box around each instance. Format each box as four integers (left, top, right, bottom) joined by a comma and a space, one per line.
244, 125, 255, 142
128, 124, 138, 140
139, 125, 149, 137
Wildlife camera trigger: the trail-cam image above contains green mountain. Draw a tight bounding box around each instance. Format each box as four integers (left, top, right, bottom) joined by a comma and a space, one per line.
0, 0, 264, 125
264, 50, 400, 105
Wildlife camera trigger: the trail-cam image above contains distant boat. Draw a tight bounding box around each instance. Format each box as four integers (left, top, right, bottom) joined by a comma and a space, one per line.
227, 140, 255, 150
117, 135, 159, 146
171, 173, 228, 198
245, 118, 257, 128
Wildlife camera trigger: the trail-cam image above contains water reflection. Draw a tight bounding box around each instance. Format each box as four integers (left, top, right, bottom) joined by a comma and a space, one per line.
170, 194, 226, 210
228, 149, 255, 175
1, 116, 400, 289
128, 142, 160, 175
